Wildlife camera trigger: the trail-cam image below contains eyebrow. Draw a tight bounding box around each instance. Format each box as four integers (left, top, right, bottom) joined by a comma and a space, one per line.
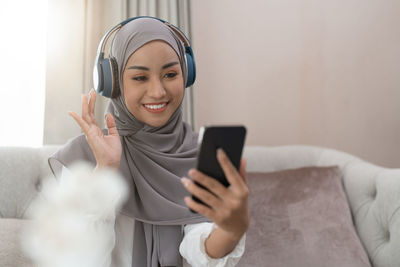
127, 61, 179, 71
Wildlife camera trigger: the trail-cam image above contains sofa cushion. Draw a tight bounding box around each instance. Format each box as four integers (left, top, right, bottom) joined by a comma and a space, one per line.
239, 166, 371, 267
0, 218, 35, 267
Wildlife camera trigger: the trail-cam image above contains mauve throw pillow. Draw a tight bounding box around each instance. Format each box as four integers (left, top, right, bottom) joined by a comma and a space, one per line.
238, 166, 371, 267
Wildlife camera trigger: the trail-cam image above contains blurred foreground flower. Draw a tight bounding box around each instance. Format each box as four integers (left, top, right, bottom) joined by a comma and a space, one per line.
20, 162, 128, 267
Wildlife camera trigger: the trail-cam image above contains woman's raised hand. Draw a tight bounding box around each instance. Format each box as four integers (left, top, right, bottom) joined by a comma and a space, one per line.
69, 89, 122, 170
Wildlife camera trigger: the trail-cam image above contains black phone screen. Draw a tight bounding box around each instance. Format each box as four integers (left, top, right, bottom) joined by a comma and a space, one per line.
191, 125, 247, 211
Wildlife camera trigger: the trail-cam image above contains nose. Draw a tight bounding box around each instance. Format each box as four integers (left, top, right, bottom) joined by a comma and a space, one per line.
147, 77, 166, 99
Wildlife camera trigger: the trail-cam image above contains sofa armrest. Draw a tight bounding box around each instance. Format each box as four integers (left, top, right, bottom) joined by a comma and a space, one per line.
0, 146, 60, 219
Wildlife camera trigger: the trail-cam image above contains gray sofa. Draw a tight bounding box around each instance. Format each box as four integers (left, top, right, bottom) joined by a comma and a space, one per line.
0, 145, 399, 267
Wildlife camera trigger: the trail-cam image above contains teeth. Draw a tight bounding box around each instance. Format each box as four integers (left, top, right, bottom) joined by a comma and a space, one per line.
144, 103, 166, 110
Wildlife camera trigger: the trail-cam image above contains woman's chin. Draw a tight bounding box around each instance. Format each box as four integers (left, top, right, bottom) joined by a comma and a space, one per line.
144, 118, 169, 128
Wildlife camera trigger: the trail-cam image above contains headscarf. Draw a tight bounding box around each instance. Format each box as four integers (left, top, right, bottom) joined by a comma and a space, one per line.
48, 18, 210, 267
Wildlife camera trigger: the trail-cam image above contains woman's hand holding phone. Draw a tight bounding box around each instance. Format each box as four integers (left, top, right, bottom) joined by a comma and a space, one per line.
69, 89, 122, 170
181, 148, 249, 241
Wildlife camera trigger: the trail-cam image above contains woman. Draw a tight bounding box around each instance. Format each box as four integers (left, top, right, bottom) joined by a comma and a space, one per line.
49, 17, 249, 267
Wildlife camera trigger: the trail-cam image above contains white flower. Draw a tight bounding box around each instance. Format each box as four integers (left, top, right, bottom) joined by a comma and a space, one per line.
21, 162, 128, 267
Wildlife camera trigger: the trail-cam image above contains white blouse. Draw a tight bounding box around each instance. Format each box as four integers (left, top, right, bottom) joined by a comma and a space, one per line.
59, 166, 246, 267
180, 222, 246, 267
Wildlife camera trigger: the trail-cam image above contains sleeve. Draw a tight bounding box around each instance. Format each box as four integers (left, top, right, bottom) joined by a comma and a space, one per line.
179, 222, 246, 267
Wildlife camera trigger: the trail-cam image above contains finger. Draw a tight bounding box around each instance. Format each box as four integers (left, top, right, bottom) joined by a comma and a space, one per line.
69, 111, 89, 133
106, 113, 119, 136
181, 177, 222, 209
239, 158, 247, 184
88, 89, 97, 124
216, 148, 244, 189
81, 93, 91, 123
188, 169, 229, 199
183, 196, 216, 220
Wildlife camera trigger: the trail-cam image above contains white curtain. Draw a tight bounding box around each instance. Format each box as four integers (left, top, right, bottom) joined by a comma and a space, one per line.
43, 0, 194, 145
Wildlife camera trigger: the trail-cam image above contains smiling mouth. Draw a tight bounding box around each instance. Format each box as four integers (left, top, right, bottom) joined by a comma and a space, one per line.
143, 102, 169, 113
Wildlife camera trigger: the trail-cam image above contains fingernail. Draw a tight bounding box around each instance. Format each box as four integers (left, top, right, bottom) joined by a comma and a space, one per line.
217, 148, 224, 158
181, 177, 190, 187
188, 169, 196, 177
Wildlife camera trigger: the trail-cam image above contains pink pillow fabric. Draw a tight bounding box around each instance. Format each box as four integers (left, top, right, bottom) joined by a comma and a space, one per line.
238, 166, 371, 267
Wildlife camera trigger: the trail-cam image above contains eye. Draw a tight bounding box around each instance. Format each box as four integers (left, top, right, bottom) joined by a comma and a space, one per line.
132, 76, 147, 82
164, 72, 177, 79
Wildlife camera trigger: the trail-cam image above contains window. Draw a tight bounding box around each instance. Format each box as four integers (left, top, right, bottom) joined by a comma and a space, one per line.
0, 0, 48, 147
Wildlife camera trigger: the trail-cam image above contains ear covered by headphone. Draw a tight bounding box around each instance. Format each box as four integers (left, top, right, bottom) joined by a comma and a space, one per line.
93, 16, 196, 98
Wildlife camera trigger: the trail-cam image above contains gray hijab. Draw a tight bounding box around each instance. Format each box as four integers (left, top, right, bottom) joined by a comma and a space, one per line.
48, 18, 209, 267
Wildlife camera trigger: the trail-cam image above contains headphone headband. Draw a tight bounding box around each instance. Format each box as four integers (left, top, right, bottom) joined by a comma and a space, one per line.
93, 16, 196, 98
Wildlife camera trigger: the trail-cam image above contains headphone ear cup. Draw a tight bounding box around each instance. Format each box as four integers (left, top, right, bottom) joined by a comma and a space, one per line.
93, 61, 103, 94
100, 58, 120, 98
109, 57, 120, 98
100, 58, 113, 98
185, 47, 196, 87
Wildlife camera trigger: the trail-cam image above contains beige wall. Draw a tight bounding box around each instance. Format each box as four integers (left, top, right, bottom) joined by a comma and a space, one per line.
191, 0, 400, 167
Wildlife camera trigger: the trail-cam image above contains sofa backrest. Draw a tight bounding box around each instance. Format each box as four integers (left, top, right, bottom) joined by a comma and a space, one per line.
243, 145, 362, 173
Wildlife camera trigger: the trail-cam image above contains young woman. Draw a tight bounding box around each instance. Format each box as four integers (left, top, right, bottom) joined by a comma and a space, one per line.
49, 17, 249, 267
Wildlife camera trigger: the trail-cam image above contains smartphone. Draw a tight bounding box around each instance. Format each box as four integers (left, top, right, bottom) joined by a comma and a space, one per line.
190, 125, 247, 212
